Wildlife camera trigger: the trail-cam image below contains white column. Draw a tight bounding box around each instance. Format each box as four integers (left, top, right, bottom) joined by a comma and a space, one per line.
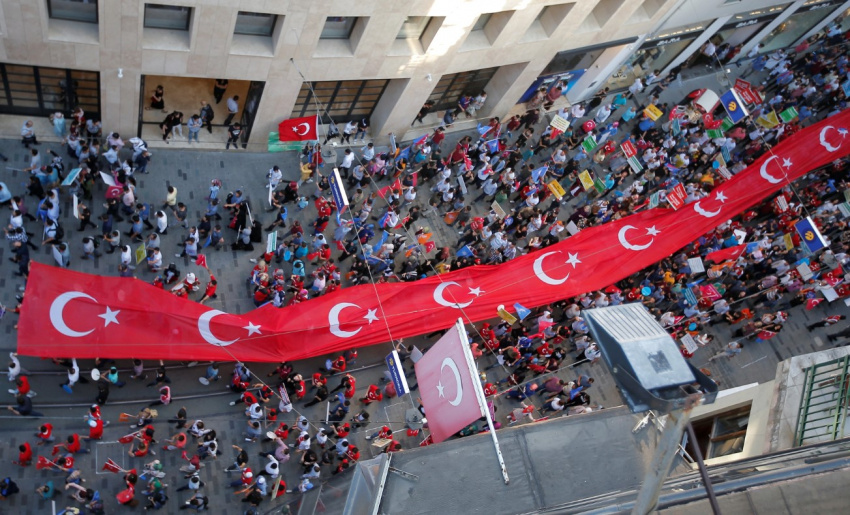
735, 0, 807, 61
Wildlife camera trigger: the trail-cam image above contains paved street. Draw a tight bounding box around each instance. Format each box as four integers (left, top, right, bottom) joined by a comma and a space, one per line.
0, 59, 847, 514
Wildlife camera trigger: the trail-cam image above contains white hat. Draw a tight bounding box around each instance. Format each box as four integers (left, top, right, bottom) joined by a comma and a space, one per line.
245, 471, 253, 478
88, 420, 97, 428
257, 476, 266, 484
186, 273, 196, 282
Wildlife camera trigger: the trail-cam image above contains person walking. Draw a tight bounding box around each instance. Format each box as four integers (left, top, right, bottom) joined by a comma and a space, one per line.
708, 341, 744, 362
199, 101, 214, 133
224, 96, 240, 126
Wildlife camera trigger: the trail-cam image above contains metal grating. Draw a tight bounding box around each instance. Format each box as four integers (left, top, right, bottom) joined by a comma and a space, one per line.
795, 356, 850, 447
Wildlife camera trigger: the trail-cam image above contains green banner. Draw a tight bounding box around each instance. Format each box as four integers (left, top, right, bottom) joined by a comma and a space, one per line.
707, 129, 723, 138
720, 117, 734, 132
581, 136, 597, 153
268, 132, 303, 153
779, 107, 798, 123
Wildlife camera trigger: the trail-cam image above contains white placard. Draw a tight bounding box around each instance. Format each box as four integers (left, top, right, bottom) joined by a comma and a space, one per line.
681, 334, 698, 354
566, 221, 579, 235
72, 194, 79, 219
550, 114, 570, 132
687, 257, 705, 274
99, 171, 116, 186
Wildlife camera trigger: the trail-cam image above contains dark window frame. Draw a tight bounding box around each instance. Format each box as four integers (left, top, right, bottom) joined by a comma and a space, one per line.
320, 16, 357, 39
291, 79, 390, 124
427, 67, 499, 112
144, 4, 192, 31
47, 0, 99, 24
234, 11, 278, 37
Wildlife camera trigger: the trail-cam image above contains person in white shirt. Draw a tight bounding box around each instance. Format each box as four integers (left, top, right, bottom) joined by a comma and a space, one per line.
570, 103, 585, 120
148, 248, 163, 271
339, 149, 355, 178
267, 166, 283, 190
361, 143, 375, 161
342, 121, 358, 144
155, 211, 168, 234
224, 96, 240, 126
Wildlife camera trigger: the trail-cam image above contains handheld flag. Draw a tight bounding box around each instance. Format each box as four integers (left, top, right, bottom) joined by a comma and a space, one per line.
36, 456, 58, 470
485, 139, 499, 154
720, 89, 749, 124
102, 458, 126, 474
795, 216, 827, 253
513, 303, 531, 320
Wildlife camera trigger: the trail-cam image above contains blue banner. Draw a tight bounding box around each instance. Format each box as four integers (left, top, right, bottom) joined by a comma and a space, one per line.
385, 350, 409, 397
720, 89, 748, 124
795, 216, 827, 253
329, 168, 349, 215
513, 302, 531, 320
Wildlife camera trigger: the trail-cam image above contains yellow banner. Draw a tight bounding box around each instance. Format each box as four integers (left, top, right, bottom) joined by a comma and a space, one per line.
643, 104, 663, 121
498, 308, 517, 325
547, 180, 566, 200
578, 170, 594, 191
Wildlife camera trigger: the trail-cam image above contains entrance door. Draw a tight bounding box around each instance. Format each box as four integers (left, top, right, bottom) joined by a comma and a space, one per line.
239, 81, 266, 148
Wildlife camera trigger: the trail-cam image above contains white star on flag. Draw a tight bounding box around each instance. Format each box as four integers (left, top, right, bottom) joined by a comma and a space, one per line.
98, 307, 120, 327
468, 287, 484, 297
436, 382, 445, 398
838, 128, 848, 136
565, 252, 581, 268
782, 158, 793, 168
646, 226, 661, 236
363, 309, 379, 324
244, 322, 262, 336
715, 191, 728, 203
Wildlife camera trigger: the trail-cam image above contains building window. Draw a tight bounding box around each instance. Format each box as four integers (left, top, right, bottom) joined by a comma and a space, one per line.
234, 11, 277, 37
396, 16, 432, 39
291, 80, 389, 123
427, 67, 499, 112
144, 4, 191, 31
472, 13, 492, 32
321, 16, 357, 39
688, 405, 751, 459
48, 0, 98, 24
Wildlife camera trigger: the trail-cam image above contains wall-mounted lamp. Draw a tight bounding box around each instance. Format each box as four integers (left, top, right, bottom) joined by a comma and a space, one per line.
118, 68, 123, 79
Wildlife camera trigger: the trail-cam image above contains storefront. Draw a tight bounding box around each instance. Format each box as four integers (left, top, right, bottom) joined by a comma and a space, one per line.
521, 38, 638, 101
712, 5, 789, 49
0, 63, 99, 119
602, 25, 704, 92
427, 67, 499, 112
291, 79, 389, 124
759, 0, 843, 53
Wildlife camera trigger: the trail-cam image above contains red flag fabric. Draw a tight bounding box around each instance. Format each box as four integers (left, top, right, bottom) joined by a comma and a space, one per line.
824, 265, 844, 287
278, 115, 318, 142
15, 109, 850, 363
36, 456, 55, 470
806, 298, 824, 310
705, 244, 747, 263
413, 324, 481, 443
102, 458, 122, 473
195, 255, 207, 268
424, 241, 436, 253
118, 432, 138, 444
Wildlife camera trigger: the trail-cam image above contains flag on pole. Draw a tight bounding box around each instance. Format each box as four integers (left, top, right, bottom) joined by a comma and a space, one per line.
720, 89, 749, 123
476, 123, 490, 136
720, 117, 735, 131
779, 107, 799, 123
414, 323, 484, 443
721, 146, 731, 163
485, 139, 499, 154
513, 303, 531, 320
581, 136, 597, 153
277, 115, 318, 142
795, 216, 827, 253
707, 129, 724, 138
531, 165, 548, 182
36, 456, 57, 470
756, 110, 780, 129
102, 458, 124, 473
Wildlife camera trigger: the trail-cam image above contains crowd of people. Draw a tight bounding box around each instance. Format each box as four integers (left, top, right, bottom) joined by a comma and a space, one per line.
2, 23, 850, 513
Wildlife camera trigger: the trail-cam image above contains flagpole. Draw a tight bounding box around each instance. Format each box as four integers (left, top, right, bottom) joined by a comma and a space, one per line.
455, 318, 509, 484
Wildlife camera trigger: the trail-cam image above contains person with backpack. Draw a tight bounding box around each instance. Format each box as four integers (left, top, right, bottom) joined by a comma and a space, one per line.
199, 101, 214, 133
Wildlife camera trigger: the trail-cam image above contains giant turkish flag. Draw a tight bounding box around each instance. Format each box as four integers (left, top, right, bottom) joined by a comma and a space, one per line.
414, 324, 482, 443
16, 110, 850, 361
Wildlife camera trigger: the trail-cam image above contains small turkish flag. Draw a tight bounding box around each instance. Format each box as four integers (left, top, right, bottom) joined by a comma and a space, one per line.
102, 458, 122, 473
278, 115, 318, 142
424, 241, 436, 253
414, 323, 482, 443
806, 298, 824, 310
195, 255, 207, 268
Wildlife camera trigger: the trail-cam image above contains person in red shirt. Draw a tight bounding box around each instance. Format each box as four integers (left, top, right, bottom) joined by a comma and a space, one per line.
163, 432, 187, 451
330, 374, 356, 398
86, 419, 104, 441
271, 422, 290, 440
345, 445, 360, 461
331, 422, 350, 438
311, 373, 327, 390
229, 468, 253, 488
483, 383, 497, 397
35, 423, 55, 445
366, 425, 392, 441
9, 375, 32, 397
384, 440, 402, 453
328, 356, 346, 374
359, 384, 383, 405
128, 438, 149, 458
199, 274, 217, 304
56, 433, 89, 455
290, 376, 306, 400
14, 442, 32, 466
